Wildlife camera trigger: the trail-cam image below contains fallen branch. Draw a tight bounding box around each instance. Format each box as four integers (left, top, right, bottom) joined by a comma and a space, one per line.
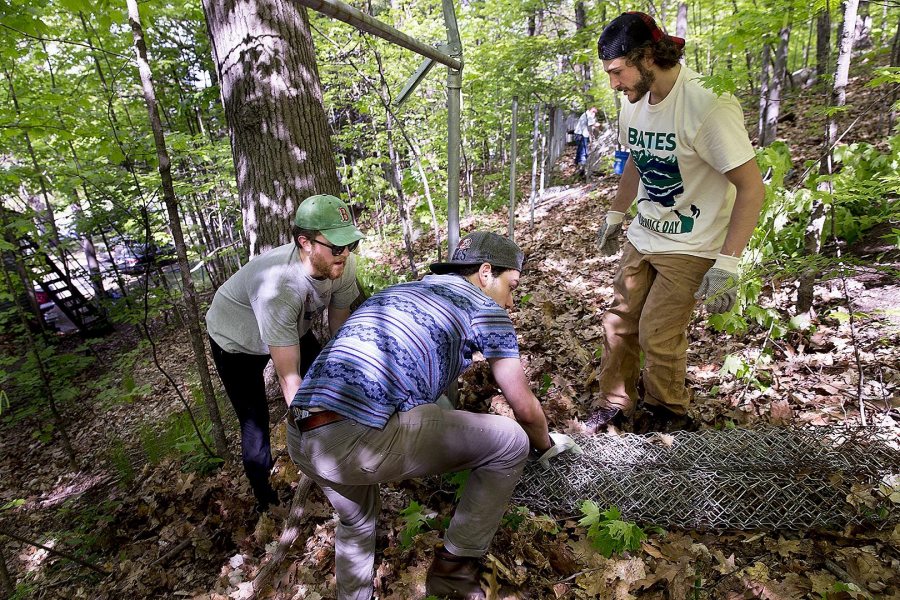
0, 529, 109, 575
251, 474, 315, 597
150, 527, 202, 567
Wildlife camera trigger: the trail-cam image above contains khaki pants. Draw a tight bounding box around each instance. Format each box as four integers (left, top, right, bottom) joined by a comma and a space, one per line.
598, 242, 713, 415
286, 402, 529, 600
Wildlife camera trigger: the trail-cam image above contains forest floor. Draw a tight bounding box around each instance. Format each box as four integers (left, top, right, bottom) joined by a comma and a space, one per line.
2, 69, 900, 600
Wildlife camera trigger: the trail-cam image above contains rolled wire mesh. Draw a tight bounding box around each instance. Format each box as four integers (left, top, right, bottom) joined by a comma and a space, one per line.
512, 427, 900, 530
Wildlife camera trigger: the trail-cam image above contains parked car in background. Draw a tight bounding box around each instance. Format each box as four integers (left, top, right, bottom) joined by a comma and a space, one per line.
0, 282, 59, 332
112, 239, 177, 275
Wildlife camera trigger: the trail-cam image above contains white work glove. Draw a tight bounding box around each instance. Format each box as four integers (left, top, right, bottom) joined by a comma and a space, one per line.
537, 433, 583, 469
597, 211, 625, 256
694, 254, 741, 314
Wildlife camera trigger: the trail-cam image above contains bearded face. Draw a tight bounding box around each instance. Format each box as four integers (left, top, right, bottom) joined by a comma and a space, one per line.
308, 242, 348, 280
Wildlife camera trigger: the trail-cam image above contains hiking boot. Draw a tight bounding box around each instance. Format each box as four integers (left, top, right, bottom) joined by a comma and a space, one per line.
585, 405, 625, 432
642, 404, 696, 432
425, 546, 485, 599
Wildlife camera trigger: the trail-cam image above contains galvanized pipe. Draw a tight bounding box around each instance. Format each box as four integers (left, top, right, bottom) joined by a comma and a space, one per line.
507, 95, 518, 241
446, 67, 462, 256
295, 0, 462, 71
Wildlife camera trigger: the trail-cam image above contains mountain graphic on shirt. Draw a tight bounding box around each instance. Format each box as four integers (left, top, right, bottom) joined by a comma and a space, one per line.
633, 149, 684, 208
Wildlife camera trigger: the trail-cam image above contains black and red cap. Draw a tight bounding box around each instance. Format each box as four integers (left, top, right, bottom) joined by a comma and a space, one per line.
598, 11, 685, 60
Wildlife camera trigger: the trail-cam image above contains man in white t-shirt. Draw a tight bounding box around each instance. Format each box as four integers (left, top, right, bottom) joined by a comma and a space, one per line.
573, 106, 598, 178
590, 12, 765, 430
206, 194, 363, 512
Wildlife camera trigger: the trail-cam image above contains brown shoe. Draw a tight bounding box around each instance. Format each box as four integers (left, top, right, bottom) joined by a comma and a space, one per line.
585, 405, 625, 432
425, 546, 486, 599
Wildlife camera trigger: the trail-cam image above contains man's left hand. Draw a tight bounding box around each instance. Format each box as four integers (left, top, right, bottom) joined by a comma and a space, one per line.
537, 433, 583, 468
695, 254, 741, 314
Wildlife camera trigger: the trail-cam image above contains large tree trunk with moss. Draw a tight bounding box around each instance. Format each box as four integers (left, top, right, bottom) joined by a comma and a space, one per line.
201, 0, 340, 254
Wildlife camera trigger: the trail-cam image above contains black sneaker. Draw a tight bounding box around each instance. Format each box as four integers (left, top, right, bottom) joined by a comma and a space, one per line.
643, 404, 696, 432
585, 405, 625, 432
254, 487, 281, 514
425, 546, 485, 599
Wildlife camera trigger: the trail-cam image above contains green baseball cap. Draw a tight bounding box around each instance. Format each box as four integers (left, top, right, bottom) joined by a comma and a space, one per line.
294, 194, 364, 246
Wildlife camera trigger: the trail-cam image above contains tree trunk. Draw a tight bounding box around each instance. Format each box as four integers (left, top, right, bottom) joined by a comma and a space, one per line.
2, 68, 63, 254
201, 0, 340, 255
0, 253, 78, 471
127, 0, 229, 459
40, 43, 107, 301
529, 103, 543, 229
854, 0, 872, 48
676, 3, 688, 41
757, 42, 773, 145
889, 16, 900, 132
797, 0, 859, 314
761, 21, 792, 147
574, 1, 590, 92
0, 545, 12, 598
815, 9, 831, 85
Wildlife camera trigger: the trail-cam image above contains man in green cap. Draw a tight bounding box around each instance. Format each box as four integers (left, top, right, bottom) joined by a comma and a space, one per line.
206, 194, 364, 513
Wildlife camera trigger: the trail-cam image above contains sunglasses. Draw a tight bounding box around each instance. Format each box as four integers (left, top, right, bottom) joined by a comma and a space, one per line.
308, 238, 360, 256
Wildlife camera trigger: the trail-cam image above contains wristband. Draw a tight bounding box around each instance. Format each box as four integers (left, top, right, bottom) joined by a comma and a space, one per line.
712, 253, 741, 273
606, 211, 626, 225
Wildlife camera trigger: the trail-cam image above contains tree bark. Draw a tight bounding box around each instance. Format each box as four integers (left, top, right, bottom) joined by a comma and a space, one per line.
529, 103, 543, 229
797, 0, 859, 314
2, 68, 63, 254
40, 43, 107, 301
676, 2, 689, 66
127, 0, 229, 459
574, 1, 591, 92
815, 9, 831, 85
889, 16, 900, 131
761, 20, 792, 147
0, 250, 78, 471
757, 42, 773, 145
0, 545, 12, 598
201, 0, 340, 255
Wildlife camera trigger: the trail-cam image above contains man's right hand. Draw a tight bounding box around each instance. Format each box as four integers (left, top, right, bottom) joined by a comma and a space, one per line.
597, 211, 626, 256
536, 433, 583, 468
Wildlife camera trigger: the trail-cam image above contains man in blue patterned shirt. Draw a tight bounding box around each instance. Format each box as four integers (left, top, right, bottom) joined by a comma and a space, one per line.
287, 231, 577, 600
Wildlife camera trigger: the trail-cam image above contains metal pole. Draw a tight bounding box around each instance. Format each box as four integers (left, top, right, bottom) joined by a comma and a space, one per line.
294, 0, 462, 70
507, 95, 518, 241
442, 0, 462, 256
447, 69, 461, 256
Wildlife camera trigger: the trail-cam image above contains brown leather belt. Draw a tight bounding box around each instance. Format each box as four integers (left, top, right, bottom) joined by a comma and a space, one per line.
294, 409, 345, 432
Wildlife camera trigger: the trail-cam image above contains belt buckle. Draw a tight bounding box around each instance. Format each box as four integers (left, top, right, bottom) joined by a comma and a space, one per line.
291, 406, 310, 429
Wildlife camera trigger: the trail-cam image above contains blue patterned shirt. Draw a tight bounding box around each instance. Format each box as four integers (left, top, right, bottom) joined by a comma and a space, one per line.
291, 274, 519, 428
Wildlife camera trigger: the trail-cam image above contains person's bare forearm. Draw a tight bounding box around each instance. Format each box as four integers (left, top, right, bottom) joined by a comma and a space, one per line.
512, 402, 552, 451
490, 357, 552, 451
270, 345, 302, 406
277, 373, 301, 407
720, 160, 765, 257
610, 157, 639, 213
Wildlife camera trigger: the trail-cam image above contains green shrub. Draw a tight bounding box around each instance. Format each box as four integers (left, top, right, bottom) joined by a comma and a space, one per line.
578, 501, 646, 558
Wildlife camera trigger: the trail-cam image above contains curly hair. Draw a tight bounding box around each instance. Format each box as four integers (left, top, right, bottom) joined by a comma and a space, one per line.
621, 37, 684, 70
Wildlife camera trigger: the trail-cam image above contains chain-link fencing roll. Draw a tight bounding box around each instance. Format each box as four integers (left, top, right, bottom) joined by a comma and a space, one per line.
511, 427, 899, 530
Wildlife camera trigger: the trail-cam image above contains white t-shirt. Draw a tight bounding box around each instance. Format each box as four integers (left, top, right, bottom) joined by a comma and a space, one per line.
574, 110, 597, 137
618, 66, 756, 258
206, 243, 359, 355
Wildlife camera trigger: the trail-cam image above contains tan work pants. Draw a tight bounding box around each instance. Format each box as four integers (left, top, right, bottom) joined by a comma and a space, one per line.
598, 242, 713, 415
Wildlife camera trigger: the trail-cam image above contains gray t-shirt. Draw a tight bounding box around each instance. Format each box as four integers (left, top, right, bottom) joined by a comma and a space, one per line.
206, 243, 359, 355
